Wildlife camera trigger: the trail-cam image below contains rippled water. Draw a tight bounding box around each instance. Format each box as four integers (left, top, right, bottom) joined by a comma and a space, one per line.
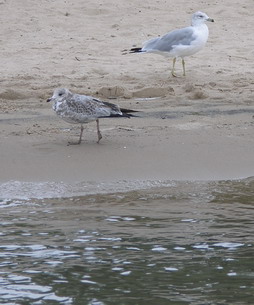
0, 178, 254, 304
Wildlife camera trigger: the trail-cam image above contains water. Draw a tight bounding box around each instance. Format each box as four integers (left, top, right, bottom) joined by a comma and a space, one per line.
0, 178, 254, 304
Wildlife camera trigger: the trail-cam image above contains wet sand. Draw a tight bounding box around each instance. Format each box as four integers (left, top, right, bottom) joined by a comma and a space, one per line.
0, 0, 254, 188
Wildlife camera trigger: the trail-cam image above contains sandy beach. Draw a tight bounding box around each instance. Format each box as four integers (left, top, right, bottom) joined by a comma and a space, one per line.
0, 0, 254, 192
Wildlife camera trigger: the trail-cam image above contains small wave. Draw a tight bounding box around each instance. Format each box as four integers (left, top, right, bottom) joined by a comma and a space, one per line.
0, 177, 253, 204
0, 179, 175, 201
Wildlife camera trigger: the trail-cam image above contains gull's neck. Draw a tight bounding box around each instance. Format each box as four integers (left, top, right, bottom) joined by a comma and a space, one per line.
191, 20, 207, 27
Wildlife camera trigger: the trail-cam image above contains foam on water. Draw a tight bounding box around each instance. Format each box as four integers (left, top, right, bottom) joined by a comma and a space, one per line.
0, 179, 175, 201
1, 177, 253, 204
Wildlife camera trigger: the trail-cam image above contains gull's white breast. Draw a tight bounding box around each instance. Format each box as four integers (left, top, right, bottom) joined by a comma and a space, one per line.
171, 24, 209, 58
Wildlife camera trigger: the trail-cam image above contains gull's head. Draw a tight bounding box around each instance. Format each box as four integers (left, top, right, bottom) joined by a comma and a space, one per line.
47, 88, 72, 103
191, 11, 214, 26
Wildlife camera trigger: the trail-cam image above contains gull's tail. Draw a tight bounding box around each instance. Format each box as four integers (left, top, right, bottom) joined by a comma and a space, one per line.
99, 108, 139, 119
120, 108, 139, 118
122, 47, 145, 55
129, 47, 144, 53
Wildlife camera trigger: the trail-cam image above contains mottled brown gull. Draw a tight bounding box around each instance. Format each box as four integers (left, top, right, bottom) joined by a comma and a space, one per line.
128, 11, 214, 77
47, 88, 137, 145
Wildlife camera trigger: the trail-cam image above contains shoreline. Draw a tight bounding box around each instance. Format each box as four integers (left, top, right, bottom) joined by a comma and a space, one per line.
1, 101, 254, 192
1, 177, 253, 201
0, 0, 254, 200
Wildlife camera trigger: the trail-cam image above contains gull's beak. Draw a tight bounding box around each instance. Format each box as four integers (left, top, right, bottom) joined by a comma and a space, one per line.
207, 17, 214, 22
47, 97, 52, 102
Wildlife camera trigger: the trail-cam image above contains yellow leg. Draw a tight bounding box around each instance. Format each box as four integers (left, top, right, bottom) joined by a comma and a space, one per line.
182, 58, 186, 76
171, 57, 177, 77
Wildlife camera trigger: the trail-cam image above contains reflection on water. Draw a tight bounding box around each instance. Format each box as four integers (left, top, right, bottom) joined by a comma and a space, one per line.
0, 178, 254, 305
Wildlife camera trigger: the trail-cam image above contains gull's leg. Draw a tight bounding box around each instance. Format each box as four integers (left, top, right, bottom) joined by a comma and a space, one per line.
68, 124, 84, 145
182, 58, 186, 76
78, 124, 84, 144
171, 57, 177, 77
96, 119, 102, 143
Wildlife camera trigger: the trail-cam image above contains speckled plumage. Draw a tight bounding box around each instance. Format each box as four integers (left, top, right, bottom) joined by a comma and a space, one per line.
47, 88, 136, 144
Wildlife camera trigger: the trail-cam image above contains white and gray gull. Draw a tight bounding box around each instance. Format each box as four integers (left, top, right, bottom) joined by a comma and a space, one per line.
129, 11, 214, 77
47, 88, 137, 144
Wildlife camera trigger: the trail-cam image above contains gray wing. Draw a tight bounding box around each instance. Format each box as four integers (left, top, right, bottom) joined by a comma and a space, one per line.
67, 94, 121, 118
143, 27, 195, 52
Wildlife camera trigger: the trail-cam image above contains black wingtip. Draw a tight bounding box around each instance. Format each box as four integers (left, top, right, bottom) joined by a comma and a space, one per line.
122, 47, 144, 55
129, 47, 143, 53
120, 108, 140, 118
101, 112, 139, 119
120, 107, 139, 113
122, 113, 139, 118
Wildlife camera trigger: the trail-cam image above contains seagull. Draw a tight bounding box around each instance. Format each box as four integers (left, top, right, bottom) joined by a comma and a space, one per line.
47, 88, 137, 145
128, 11, 214, 77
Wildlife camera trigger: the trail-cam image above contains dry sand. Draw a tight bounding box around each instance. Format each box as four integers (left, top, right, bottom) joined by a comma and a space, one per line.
0, 0, 254, 191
